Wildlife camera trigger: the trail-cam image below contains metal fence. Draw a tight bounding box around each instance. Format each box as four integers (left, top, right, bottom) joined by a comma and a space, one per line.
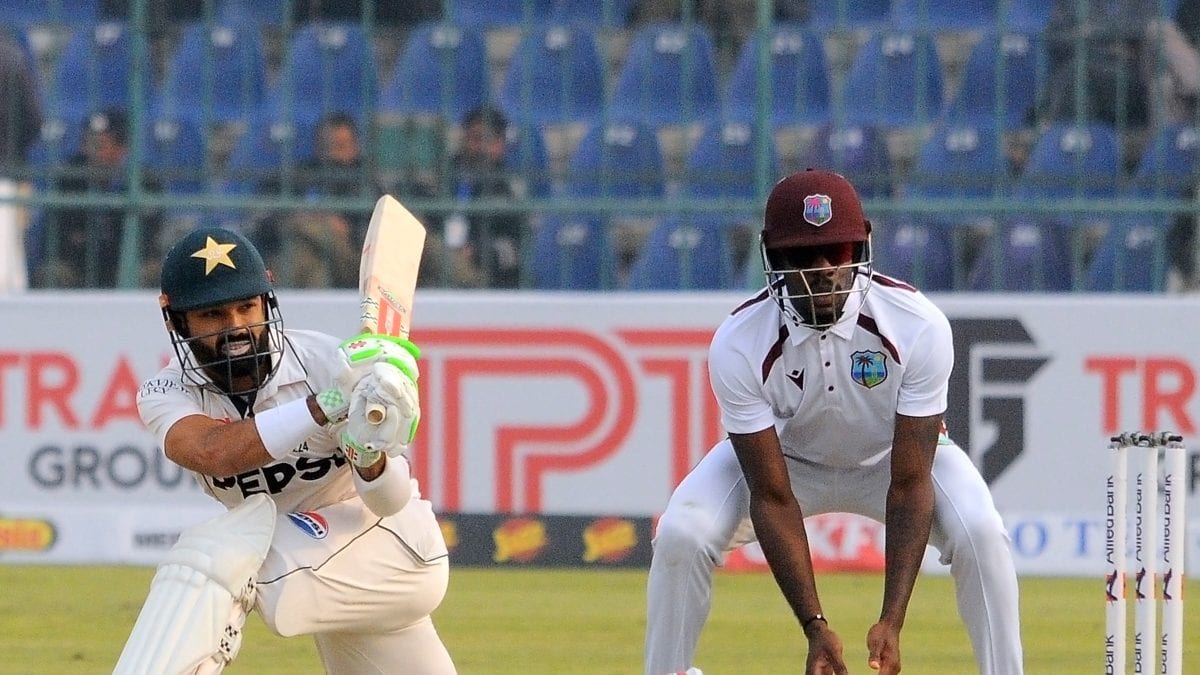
4, 0, 1199, 292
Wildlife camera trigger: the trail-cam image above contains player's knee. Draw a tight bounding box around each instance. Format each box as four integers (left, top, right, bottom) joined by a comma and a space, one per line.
940, 504, 1010, 563
652, 501, 723, 562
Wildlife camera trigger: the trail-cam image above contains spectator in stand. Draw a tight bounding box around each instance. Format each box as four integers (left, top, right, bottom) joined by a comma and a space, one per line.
1044, 0, 1200, 131
1147, 0, 1200, 124
1038, 0, 1200, 292
419, 105, 528, 289
31, 109, 164, 288
249, 112, 372, 289
0, 28, 41, 292
1148, 0, 1200, 290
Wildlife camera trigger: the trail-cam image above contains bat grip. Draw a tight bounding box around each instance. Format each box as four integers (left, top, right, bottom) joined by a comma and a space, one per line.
366, 403, 386, 425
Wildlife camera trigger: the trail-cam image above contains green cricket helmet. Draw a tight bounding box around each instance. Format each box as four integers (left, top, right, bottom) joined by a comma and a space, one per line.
159, 226, 285, 396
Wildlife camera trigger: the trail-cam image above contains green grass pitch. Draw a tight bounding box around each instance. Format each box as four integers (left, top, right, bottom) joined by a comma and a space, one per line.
1, 566, 1195, 673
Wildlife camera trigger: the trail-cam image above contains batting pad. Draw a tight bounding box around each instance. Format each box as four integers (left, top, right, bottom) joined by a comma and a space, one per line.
114, 494, 277, 675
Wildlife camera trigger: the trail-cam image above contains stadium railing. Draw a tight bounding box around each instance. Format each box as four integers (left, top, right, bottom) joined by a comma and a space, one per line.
7, 0, 1198, 293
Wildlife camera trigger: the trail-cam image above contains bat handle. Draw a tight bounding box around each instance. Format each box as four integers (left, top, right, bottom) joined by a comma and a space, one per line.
366, 403, 386, 425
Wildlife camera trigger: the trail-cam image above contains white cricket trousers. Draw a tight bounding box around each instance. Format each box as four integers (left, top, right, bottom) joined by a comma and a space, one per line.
256, 495, 457, 674
644, 439, 1024, 675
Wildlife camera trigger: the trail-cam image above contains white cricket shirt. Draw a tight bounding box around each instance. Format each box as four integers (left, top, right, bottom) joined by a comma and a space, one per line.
709, 272, 953, 468
138, 329, 357, 513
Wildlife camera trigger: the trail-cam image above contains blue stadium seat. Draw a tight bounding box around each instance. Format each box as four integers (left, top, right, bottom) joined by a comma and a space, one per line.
724, 24, 830, 129
841, 31, 944, 129
380, 22, 489, 122
1085, 215, 1171, 292
872, 219, 956, 291
968, 219, 1074, 292
609, 22, 720, 126
550, 0, 636, 27
562, 121, 665, 199
50, 21, 149, 119
447, 0, 555, 27
145, 115, 207, 194
625, 215, 736, 290
270, 22, 377, 120
973, 122, 1122, 291
802, 124, 893, 199
210, 109, 319, 230
683, 120, 777, 200
1002, 0, 1054, 33
1131, 123, 1200, 196
0, 0, 98, 26
532, 121, 664, 290
220, 110, 319, 195
625, 120, 774, 290
158, 22, 267, 126
891, 0, 999, 31
899, 122, 1005, 289
907, 122, 1007, 198
529, 213, 610, 289
505, 123, 552, 198
24, 116, 84, 188
499, 24, 605, 126
1019, 122, 1122, 199
808, 0, 891, 30
943, 32, 1044, 130
1083, 124, 1194, 291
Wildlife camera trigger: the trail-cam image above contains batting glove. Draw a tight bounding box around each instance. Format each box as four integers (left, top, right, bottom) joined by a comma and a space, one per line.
341, 362, 421, 467
316, 334, 421, 426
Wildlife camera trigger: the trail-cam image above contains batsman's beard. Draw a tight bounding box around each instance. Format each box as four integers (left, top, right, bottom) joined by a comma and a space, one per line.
190, 326, 275, 393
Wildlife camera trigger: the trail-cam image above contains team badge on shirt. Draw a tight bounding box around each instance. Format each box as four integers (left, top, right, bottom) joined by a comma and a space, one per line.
850, 350, 888, 389
286, 511, 329, 539
803, 194, 833, 226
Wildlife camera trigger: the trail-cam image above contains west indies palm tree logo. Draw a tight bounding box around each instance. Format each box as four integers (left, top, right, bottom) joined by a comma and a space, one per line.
850, 350, 887, 388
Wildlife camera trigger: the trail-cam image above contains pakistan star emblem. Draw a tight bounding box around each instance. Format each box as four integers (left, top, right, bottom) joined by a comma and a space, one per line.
191, 236, 238, 274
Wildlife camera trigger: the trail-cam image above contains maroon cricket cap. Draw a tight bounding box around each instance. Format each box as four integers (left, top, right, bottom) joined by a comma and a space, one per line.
762, 169, 871, 249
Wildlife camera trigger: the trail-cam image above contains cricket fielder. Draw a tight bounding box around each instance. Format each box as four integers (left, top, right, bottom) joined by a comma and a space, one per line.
644, 170, 1023, 674
115, 227, 455, 674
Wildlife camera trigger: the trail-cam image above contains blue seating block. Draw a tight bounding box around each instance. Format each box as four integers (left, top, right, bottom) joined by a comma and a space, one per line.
609, 22, 720, 126
724, 24, 831, 128
381, 22, 489, 122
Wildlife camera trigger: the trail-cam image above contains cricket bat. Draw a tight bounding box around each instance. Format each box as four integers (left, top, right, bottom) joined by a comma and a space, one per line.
359, 194, 427, 424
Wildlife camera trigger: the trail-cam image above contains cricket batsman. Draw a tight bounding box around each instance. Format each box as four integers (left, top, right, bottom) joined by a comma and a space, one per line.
115, 226, 456, 673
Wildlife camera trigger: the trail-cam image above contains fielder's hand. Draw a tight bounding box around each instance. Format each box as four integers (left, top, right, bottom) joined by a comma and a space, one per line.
316, 334, 421, 426
805, 622, 848, 675
866, 621, 901, 674
341, 362, 421, 467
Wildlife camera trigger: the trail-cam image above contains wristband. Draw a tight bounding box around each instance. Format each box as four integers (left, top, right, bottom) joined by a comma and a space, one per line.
255, 397, 323, 460
802, 613, 827, 633
353, 455, 415, 518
